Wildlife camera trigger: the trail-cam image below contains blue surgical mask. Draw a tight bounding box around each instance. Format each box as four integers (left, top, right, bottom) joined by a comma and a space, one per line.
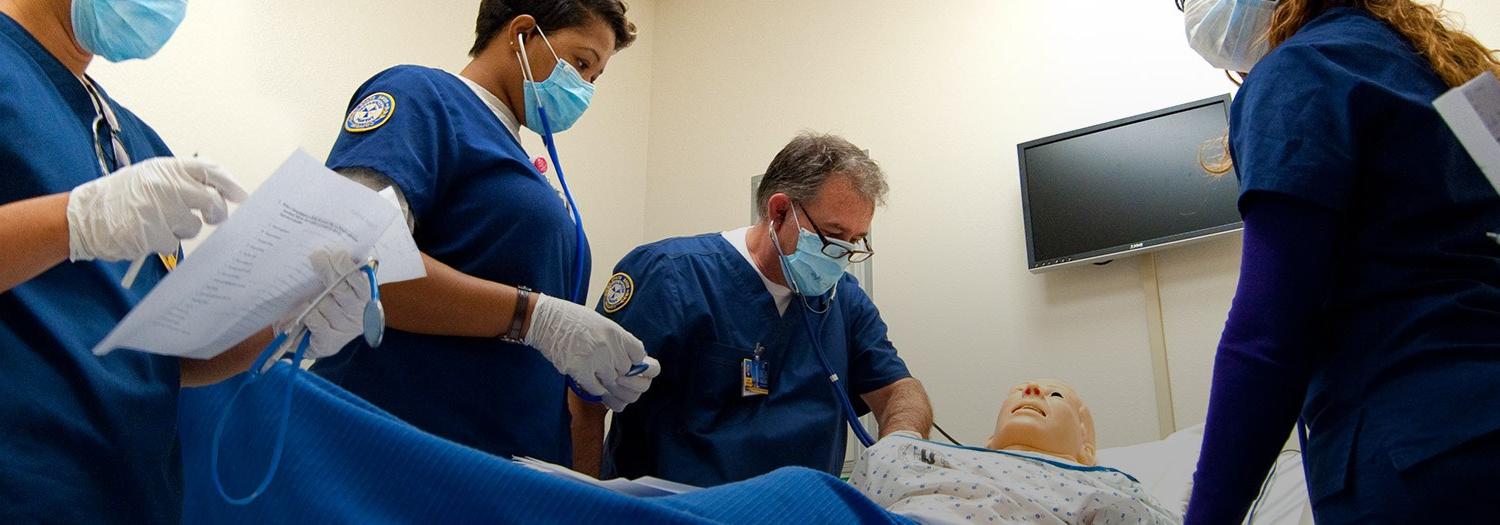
1183, 0, 1277, 73
71, 0, 188, 62
773, 208, 853, 297
517, 28, 595, 134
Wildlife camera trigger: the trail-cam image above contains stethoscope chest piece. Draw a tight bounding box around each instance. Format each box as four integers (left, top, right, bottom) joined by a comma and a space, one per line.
361, 262, 384, 348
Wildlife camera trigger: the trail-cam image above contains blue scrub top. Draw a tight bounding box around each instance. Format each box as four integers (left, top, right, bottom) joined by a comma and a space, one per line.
0, 13, 181, 523
600, 234, 911, 487
310, 66, 589, 465
1230, 8, 1500, 499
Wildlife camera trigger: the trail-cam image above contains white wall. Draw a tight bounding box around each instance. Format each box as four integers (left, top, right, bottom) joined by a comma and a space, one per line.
88, 0, 658, 302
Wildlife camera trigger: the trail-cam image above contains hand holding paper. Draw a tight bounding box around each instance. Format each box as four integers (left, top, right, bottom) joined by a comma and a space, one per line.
94, 150, 424, 359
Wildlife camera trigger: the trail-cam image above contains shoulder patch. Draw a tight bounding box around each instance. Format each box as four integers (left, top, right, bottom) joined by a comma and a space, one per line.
601, 272, 635, 313
344, 92, 396, 133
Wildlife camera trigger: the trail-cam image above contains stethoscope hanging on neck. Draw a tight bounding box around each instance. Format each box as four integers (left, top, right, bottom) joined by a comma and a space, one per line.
517, 28, 588, 305
79, 75, 132, 176
767, 213, 875, 447
81, 75, 177, 290
519, 29, 618, 403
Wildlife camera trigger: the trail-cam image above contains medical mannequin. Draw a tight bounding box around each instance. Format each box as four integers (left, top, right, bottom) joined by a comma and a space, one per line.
985, 379, 1097, 466
853, 379, 1178, 524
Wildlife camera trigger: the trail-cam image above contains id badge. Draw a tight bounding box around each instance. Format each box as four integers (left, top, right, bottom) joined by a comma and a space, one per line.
741, 357, 769, 397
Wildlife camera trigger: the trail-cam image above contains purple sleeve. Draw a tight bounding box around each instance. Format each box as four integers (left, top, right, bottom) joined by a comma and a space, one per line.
1184, 191, 1340, 524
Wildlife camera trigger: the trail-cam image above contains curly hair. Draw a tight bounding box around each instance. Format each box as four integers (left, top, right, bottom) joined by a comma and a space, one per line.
1268, 0, 1499, 87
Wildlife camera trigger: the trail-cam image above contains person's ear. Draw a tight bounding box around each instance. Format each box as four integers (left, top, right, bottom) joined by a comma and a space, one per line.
767, 194, 791, 227
506, 15, 538, 51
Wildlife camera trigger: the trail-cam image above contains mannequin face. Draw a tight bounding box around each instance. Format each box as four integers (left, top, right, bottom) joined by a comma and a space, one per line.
986, 379, 1096, 466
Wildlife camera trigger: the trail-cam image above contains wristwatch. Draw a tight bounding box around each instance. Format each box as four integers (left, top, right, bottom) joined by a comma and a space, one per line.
500, 286, 532, 344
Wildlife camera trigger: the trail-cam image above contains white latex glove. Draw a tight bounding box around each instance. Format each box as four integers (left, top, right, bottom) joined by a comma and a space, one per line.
67, 157, 248, 261
278, 249, 371, 359
600, 355, 661, 412
524, 292, 658, 411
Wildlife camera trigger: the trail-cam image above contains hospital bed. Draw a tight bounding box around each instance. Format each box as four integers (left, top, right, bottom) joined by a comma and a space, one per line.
179, 361, 909, 523
1096, 425, 1315, 525
182, 361, 1310, 524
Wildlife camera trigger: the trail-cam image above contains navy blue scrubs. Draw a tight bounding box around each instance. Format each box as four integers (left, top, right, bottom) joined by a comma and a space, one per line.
0, 13, 181, 523
311, 66, 589, 465
599, 234, 911, 487
1213, 8, 1500, 521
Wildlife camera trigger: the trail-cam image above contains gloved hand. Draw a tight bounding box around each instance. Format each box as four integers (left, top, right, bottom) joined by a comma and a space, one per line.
67, 157, 248, 261
277, 249, 371, 359
524, 292, 660, 412
600, 355, 661, 412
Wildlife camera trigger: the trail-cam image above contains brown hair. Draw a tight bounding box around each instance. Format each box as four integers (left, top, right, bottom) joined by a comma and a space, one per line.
1268, 0, 1499, 87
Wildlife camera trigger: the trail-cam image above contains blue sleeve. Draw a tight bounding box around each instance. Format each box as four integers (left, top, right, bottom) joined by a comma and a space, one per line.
598, 248, 689, 373
326, 67, 458, 220
1184, 191, 1338, 524
841, 278, 912, 400
1230, 44, 1372, 211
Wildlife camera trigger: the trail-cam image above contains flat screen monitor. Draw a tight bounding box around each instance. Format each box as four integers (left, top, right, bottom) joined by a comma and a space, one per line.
1018, 94, 1243, 273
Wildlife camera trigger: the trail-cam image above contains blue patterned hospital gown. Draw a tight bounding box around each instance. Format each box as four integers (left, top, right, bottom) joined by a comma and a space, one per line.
851, 435, 1179, 524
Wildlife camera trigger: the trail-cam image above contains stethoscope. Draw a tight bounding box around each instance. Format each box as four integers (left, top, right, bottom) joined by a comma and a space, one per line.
769, 219, 878, 448
517, 35, 649, 402
79, 75, 172, 290
211, 258, 383, 505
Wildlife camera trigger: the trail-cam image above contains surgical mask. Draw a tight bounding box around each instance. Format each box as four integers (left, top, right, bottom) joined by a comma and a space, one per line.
71, 0, 188, 62
772, 208, 853, 297
1183, 0, 1277, 73
516, 28, 594, 134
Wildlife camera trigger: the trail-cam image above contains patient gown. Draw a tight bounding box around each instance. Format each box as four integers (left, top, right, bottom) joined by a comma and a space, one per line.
852, 435, 1179, 524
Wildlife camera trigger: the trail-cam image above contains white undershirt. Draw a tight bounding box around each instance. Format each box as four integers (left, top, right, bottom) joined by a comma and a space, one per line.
722, 226, 792, 315
451, 71, 522, 144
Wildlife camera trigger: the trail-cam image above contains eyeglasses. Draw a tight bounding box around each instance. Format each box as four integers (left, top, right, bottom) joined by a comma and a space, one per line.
796, 203, 875, 263
81, 77, 131, 175
1175, 0, 1185, 12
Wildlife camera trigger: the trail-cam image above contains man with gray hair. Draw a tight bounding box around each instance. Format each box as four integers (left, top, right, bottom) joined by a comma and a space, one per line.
572, 132, 933, 487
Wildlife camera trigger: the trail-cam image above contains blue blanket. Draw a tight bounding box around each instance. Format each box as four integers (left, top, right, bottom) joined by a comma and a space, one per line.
179, 362, 908, 523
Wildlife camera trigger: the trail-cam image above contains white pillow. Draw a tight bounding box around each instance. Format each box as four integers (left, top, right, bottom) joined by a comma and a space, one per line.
1094, 424, 1205, 516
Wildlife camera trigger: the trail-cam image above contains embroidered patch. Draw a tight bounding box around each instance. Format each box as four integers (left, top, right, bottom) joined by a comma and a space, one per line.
602, 272, 634, 313
344, 92, 396, 133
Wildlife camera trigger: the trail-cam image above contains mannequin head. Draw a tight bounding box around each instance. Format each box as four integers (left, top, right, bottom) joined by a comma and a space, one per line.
986, 379, 1096, 466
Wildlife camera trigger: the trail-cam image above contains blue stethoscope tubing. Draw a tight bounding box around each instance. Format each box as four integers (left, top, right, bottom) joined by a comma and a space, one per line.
535, 106, 651, 402
795, 291, 878, 448
212, 262, 381, 504
536, 106, 589, 306
772, 216, 876, 448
